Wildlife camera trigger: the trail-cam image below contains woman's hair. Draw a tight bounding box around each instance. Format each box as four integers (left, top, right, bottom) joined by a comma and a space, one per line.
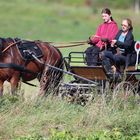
125, 18, 133, 31
101, 8, 113, 21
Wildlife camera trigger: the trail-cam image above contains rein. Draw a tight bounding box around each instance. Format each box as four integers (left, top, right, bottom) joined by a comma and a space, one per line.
54, 42, 87, 48
2, 40, 88, 52
1, 34, 100, 52
29, 52, 97, 85
2, 40, 22, 53
49, 40, 88, 44
2, 37, 99, 53
50, 35, 100, 48
48, 40, 88, 48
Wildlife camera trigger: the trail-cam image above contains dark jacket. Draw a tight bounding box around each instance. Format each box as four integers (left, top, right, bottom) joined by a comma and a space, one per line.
115, 30, 134, 54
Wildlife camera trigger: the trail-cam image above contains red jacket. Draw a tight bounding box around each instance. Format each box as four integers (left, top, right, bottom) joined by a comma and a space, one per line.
90, 21, 119, 49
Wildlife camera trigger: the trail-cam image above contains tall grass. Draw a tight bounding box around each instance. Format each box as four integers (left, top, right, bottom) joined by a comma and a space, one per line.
0, 0, 140, 48
0, 90, 139, 139
0, 1, 140, 139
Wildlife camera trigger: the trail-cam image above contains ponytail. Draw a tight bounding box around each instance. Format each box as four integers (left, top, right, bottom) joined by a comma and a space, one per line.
101, 8, 113, 21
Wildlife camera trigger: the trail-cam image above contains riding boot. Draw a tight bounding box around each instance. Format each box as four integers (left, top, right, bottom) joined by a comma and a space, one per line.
102, 58, 113, 73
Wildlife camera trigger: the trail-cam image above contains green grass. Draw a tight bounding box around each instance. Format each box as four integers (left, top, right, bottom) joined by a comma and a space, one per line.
0, 0, 140, 139
0, 94, 139, 139
0, 0, 140, 56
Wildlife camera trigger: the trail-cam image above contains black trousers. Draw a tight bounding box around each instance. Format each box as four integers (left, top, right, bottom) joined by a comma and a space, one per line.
85, 46, 100, 66
101, 50, 136, 73
126, 53, 136, 67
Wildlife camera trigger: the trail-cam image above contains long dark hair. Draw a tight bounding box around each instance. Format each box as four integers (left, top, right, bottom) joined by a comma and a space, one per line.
101, 8, 113, 21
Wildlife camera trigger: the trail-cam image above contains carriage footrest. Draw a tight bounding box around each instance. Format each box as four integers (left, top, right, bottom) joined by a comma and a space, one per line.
60, 83, 97, 88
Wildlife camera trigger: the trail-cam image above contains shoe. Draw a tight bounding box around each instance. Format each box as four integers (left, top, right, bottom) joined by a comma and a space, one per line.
107, 71, 121, 81
114, 71, 121, 81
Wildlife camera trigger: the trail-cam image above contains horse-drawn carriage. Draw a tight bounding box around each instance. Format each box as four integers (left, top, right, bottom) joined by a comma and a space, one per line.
0, 37, 140, 105
58, 41, 140, 105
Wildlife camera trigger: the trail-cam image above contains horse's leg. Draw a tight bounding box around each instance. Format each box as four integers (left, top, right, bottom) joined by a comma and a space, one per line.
38, 60, 63, 96
10, 75, 20, 95
38, 66, 50, 96
0, 80, 4, 96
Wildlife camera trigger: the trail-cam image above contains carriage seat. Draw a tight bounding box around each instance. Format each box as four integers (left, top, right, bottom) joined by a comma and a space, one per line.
71, 66, 107, 81
65, 52, 107, 82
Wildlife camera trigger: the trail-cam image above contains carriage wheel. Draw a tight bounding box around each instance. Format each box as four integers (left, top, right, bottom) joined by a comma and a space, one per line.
58, 84, 94, 106
75, 88, 94, 106
133, 80, 140, 95
112, 81, 136, 104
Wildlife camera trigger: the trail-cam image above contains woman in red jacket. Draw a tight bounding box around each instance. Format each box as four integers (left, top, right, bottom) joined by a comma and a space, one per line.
85, 8, 119, 66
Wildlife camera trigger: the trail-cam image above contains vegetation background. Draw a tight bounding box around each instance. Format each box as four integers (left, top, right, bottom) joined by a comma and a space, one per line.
0, 0, 140, 139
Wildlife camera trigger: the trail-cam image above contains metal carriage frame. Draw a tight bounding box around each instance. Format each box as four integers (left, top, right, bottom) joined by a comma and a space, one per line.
58, 41, 140, 105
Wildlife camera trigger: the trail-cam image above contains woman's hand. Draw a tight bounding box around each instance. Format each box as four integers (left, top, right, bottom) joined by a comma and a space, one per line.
87, 37, 93, 45
101, 38, 109, 43
111, 39, 117, 47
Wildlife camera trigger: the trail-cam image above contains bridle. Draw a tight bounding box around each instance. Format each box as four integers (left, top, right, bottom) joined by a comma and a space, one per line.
1, 39, 89, 53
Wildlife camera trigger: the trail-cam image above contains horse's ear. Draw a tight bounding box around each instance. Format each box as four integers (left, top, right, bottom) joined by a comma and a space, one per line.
0, 38, 4, 46
0, 38, 5, 43
0, 38, 4, 55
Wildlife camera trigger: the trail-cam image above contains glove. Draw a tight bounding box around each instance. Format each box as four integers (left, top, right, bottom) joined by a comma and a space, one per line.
87, 37, 93, 45
87, 40, 93, 45
101, 38, 109, 43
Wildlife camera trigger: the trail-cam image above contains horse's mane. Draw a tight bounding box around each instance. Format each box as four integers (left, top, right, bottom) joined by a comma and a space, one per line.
0, 37, 7, 53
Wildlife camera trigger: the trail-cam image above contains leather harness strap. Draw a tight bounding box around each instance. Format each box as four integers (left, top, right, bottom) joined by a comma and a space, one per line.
2, 40, 22, 53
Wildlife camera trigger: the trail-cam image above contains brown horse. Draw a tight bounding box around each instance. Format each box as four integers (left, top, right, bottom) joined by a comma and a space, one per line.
0, 38, 63, 96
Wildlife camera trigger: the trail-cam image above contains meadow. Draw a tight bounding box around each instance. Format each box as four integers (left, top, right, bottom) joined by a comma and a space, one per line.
0, 0, 140, 139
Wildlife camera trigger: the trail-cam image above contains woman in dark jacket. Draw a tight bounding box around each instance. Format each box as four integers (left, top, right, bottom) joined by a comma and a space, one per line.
101, 18, 135, 74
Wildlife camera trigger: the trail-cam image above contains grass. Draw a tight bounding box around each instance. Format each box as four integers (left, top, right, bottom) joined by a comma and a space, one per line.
0, 0, 140, 139
0, 0, 140, 56
0, 92, 139, 139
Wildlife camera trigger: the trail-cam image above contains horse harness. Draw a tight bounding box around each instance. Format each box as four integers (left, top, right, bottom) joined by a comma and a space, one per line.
0, 38, 44, 75
13, 38, 43, 60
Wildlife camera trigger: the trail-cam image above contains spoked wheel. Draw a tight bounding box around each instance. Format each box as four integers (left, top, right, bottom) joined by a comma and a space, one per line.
112, 81, 136, 104
58, 83, 94, 106
133, 80, 140, 95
